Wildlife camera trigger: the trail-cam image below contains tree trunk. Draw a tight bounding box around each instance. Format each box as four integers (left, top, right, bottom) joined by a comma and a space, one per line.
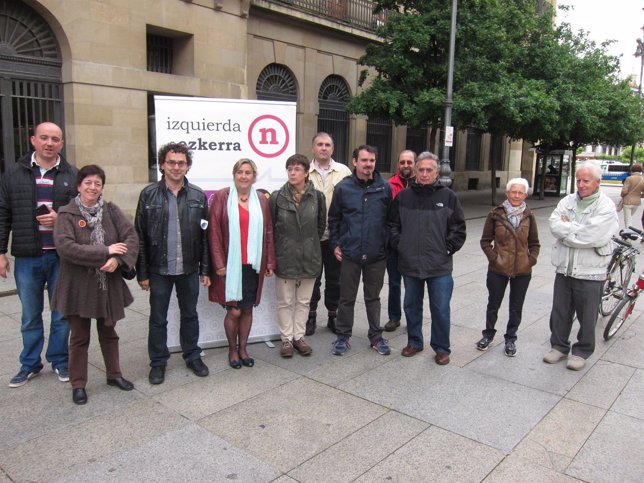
538, 149, 548, 200
490, 160, 497, 206
569, 143, 577, 194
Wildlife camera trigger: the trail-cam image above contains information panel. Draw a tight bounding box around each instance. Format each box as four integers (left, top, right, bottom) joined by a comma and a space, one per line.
153, 96, 296, 350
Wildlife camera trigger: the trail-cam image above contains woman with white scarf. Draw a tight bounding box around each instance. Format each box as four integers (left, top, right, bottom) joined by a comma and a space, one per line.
476, 178, 540, 357
208, 159, 275, 369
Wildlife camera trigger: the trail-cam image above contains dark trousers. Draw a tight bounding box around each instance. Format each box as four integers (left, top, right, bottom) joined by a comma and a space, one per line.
386, 250, 402, 321
335, 258, 386, 342
148, 272, 202, 367
309, 239, 341, 317
483, 271, 531, 342
68, 316, 121, 389
549, 273, 602, 359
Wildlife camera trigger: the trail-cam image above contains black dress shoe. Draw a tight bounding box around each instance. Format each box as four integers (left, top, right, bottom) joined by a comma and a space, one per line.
107, 377, 134, 391
149, 366, 166, 385
327, 315, 337, 334
241, 357, 255, 367
305, 315, 316, 336
229, 357, 242, 369
187, 358, 209, 377
72, 388, 87, 405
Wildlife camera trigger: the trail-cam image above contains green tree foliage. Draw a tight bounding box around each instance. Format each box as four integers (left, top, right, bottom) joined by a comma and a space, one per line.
350, 0, 644, 154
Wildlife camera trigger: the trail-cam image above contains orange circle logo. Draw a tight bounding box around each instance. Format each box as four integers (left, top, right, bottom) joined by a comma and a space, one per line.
79, 220, 87, 228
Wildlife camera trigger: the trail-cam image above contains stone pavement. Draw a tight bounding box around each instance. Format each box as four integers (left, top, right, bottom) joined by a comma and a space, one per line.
1, 186, 643, 482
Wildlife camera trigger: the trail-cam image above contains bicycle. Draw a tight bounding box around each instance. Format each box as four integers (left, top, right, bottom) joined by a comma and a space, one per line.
604, 270, 644, 340
599, 228, 642, 316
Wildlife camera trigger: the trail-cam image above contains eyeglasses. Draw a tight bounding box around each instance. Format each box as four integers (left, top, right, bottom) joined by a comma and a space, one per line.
287, 166, 306, 173
165, 161, 187, 168
508, 191, 526, 196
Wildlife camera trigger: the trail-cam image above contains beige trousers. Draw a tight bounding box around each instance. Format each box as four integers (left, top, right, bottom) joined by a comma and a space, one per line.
275, 277, 316, 342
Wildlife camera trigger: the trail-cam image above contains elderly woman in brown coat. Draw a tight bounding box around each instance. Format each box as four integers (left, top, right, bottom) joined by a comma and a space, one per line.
476, 178, 540, 357
52, 165, 138, 405
620, 163, 644, 229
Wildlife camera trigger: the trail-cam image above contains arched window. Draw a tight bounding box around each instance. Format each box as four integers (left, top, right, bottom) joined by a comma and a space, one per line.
317, 75, 350, 164
0, 1, 63, 173
256, 64, 297, 102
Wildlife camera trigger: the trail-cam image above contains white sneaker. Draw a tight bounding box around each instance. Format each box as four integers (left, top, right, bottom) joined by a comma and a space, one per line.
566, 355, 586, 371
543, 349, 567, 364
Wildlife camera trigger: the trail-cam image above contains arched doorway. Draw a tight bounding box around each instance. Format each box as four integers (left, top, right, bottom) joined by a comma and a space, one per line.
256, 63, 298, 103
317, 75, 350, 165
0, 1, 63, 174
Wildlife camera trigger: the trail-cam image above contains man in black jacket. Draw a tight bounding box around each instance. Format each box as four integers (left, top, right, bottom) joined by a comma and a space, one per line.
0, 122, 78, 387
389, 151, 466, 365
328, 145, 392, 356
135, 142, 210, 385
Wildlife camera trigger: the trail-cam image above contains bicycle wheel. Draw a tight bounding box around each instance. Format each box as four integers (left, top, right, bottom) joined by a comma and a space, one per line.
603, 295, 637, 340
600, 260, 622, 316
621, 256, 636, 290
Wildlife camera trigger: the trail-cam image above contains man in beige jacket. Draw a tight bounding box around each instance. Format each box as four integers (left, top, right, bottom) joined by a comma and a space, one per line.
306, 132, 351, 335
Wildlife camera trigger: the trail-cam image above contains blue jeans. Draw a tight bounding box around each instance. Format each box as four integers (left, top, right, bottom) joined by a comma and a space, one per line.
14, 252, 69, 372
403, 273, 453, 354
148, 272, 202, 366
386, 251, 402, 321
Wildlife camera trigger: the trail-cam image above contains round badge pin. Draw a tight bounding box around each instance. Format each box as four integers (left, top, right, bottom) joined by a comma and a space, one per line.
79, 220, 87, 228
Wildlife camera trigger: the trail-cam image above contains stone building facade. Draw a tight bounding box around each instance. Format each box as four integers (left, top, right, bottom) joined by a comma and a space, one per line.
1, 0, 531, 214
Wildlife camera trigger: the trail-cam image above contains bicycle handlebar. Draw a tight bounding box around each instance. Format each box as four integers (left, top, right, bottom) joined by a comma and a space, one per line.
628, 226, 644, 236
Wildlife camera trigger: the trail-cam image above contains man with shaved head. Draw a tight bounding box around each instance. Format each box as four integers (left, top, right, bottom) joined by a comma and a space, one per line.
0, 122, 78, 388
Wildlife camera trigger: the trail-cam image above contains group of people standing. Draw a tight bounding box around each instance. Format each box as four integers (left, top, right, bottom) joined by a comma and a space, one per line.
0, 122, 622, 406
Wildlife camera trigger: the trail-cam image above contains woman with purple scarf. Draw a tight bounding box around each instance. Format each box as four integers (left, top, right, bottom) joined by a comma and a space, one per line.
476, 178, 540, 357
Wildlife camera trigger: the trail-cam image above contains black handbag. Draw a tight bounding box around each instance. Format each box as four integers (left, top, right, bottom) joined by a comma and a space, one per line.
107, 203, 137, 280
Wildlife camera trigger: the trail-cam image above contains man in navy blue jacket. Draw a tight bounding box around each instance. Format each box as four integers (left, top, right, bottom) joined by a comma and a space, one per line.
389, 151, 466, 365
328, 145, 392, 356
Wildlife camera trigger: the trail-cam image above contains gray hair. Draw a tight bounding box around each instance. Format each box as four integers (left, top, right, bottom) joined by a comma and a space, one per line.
576, 160, 602, 181
417, 151, 439, 164
506, 178, 530, 193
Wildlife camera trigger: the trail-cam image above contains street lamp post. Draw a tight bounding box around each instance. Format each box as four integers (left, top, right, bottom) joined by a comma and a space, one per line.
439, 0, 457, 187
630, 31, 644, 165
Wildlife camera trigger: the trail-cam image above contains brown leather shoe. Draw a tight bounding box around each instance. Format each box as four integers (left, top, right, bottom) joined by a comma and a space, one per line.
293, 338, 313, 356
280, 340, 294, 358
435, 352, 450, 365
401, 345, 423, 357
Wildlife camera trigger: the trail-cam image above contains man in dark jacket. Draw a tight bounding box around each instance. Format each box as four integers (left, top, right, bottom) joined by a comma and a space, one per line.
389, 151, 466, 365
135, 142, 211, 385
0, 122, 78, 387
328, 145, 392, 356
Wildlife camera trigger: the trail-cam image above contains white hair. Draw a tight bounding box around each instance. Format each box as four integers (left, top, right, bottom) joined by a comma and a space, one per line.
506, 178, 529, 193
576, 160, 602, 180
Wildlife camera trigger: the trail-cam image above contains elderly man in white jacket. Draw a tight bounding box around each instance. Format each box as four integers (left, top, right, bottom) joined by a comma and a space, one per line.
544, 160, 619, 371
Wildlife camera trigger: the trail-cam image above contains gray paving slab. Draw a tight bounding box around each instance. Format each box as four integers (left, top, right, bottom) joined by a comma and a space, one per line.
57, 423, 281, 483
338, 355, 560, 453
199, 377, 389, 472
354, 425, 505, 482
466, 337, 593, 396
483, 453, 582, 482
566, 411, 644, 482
1, 371, 144, 451
288, 411, 429, 483
154, 360, 298, 420
602, 313, 644, 369
512, 398, 605, 473
0, 399, 188, 481
611, 368, 644, 420
566, 360, 636, 409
